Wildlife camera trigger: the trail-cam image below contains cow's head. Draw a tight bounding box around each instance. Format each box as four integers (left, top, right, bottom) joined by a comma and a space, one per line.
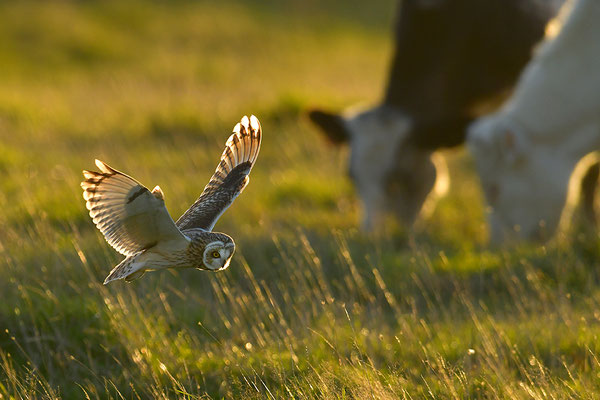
309, 105, 445, 231
467, 114, 574, 243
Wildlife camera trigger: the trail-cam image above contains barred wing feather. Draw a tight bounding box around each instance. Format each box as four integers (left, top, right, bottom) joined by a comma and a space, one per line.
81, 160, 187, 256
176, 115, 262, 231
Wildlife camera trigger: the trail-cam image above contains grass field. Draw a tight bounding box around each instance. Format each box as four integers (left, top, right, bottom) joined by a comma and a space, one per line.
2, 1, 600, 398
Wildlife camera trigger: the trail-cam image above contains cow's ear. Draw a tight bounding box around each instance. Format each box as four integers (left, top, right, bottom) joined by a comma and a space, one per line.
307, 109, 349, 144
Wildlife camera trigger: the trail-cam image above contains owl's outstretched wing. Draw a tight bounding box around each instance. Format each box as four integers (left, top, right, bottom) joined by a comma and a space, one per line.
176, 115, 262, 231
81, 160, 188, 256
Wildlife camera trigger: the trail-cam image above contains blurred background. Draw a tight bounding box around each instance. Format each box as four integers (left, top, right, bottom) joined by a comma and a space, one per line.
1, 1, 599, 398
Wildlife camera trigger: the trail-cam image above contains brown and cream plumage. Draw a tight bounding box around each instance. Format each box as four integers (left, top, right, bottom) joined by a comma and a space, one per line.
81, 115, 262, 284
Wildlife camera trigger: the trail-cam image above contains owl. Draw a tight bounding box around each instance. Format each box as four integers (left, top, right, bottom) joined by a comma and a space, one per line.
81, 115, 262, 284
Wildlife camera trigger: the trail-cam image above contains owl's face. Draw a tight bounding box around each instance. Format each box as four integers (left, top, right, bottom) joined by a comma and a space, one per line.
202, 240, 235, 271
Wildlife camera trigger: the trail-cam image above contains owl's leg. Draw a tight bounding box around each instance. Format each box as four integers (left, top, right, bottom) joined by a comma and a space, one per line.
103, 251, 146, 284
125, 269, 147, 282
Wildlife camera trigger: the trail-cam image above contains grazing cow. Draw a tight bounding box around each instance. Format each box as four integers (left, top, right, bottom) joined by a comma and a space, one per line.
309, 0, 563, 230
467, 0, 600, 243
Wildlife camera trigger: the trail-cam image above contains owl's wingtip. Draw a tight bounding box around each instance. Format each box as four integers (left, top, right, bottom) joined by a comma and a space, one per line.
241, 115, 250, 127
249, 115, 260, 131
94, 159, 115, 174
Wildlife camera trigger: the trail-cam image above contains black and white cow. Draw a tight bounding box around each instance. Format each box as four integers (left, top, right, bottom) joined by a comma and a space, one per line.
309, 0, 563, 230
468, 0, 600, 243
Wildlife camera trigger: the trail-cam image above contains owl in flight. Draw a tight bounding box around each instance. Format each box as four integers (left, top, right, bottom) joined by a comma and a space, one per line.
81, 115, 261, 284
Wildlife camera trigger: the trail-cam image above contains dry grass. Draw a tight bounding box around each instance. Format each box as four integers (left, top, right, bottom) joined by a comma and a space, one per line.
1, 1, 600, 398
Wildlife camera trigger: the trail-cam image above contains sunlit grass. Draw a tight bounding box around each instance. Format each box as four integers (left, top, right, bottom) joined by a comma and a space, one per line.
1, 0, 600, 398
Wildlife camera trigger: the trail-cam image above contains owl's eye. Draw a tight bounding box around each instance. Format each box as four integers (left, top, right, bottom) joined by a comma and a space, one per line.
211, 251, 220, 258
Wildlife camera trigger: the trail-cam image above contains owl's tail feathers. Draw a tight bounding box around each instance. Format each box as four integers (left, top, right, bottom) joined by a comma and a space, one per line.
103, 252, 146, 284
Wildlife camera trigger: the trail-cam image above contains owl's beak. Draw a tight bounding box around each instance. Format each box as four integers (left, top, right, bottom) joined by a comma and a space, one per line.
222, 259, 231, 270
219, 244, 235, 270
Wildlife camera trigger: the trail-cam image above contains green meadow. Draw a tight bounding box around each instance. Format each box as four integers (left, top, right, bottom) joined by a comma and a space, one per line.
1, 1, 600, 398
